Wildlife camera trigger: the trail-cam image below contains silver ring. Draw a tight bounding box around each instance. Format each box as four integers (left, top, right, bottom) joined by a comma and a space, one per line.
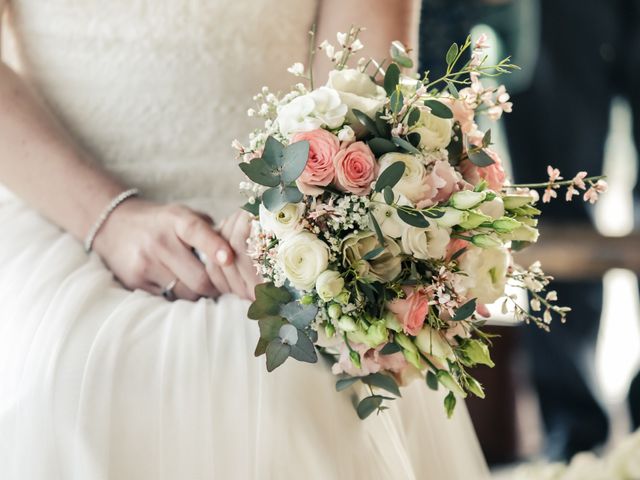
161, 278, 179, 301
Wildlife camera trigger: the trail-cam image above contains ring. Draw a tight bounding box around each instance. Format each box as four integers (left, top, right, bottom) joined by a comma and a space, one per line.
161, 278, 179, 301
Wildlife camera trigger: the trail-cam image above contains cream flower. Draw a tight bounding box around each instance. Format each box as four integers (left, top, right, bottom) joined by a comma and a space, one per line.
401, 224, 450, 260
411, 109, 453, 151
378, 152, 429, 203
315, 270, 344, 302
457, 246, 509, 304
342, 231, 402, 283
369, 192, 410, 238
278, 232, 329, 290
276, 87, 347, 137
259, 203, 304, 239
327, 68, 387, 120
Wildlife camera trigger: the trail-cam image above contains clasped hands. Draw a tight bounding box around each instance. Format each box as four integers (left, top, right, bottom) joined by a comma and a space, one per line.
92, 199, 260, 301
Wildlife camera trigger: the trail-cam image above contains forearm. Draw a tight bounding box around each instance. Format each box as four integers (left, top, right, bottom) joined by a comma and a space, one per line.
315, 0, 420, 80
0, 60, 126, 240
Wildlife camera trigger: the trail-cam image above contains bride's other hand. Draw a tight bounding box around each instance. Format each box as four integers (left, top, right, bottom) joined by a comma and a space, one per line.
217, 210, 262, 301
92, 199, 235, 301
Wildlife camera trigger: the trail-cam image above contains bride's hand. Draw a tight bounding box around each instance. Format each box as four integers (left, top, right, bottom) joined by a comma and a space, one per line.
92, 198, 235, 300
216, 210, 262, 301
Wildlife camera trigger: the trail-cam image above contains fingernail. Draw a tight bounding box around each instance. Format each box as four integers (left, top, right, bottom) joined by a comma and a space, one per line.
216, 249, 229, 265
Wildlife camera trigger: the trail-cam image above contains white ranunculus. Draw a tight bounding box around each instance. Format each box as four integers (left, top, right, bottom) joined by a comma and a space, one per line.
276, 87, 347, 137
412, 109, 453, 150
315, 270, 344, 302
378, 152, 428, 203
434, 207, 468, 228
478, 197, 505, 219
259, 203, 304, 239
278, 232, 329, 290
457, 246, 509, 304
401, 224, 450, 260
370, 192, 409, 238
327, 68, 387, 120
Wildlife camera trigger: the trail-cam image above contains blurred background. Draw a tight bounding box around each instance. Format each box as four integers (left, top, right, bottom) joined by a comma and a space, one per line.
418, 0, 640, 472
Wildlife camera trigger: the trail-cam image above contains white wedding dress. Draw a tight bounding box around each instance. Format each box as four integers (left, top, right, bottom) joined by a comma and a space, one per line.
0, 1, 490, 479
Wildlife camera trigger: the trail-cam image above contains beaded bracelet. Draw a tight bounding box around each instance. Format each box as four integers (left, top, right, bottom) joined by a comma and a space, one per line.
83, 188, 140, 253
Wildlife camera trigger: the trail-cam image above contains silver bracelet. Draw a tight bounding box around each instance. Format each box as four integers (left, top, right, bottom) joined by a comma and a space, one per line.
84, 188, 140, 253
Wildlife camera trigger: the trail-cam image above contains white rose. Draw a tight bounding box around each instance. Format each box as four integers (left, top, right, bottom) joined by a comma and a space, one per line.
276, 87, 347, 137
478, 197, 505, 219
278, 232, 329, 290
412, 109, 453, 150
434, 207, 468, 228
401, 224, 450, 260
370, 192, 410, 238
457, 246, 509, 304
315, 270, 344, 301
327, 68, 387, 120
378, 152, 428, 203
259, 203, 305, 239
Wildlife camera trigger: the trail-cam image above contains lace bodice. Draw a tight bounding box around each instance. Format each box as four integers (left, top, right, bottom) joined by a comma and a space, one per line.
5, 0, 317, 216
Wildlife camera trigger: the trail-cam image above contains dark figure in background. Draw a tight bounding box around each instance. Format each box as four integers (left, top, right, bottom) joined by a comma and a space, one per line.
502, 0, 640, 461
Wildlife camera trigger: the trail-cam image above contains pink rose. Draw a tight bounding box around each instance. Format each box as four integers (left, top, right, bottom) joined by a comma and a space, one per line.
416, 160, 463, 208
458, 148, 506, 191
292, 129, 339, 196
333, 141, 378, 196
388, 289, 430, 336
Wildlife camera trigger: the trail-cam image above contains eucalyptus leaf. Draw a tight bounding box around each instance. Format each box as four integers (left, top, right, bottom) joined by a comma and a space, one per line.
368, 137, 397, 157
241, 200, 260, 216
482, 129, 492, 148
254, 316, 286, 357
444, 391, 457, 418
424, 99, 453, 119
362, 373, 401, 397
352, 109, 380, 136
261, 136, 286, 168
384, 63, 401, 96
248, 283, 292, 320
278, 324, 299, 345
389, 90, 404, 114
375, 161, 406, 192
280, 140, 310, 184
357, 395, 384, 419
397, 209, 429, 228
282, 186, 303, 203
375, 112, 391, 138
468, 147, 495, 167
289, 330, 318, 363
383, 185, 394, 205
426, 370, 439, 391
379, 342, 402, 355
446, 81, 460, 99
263, 186, 302, 213
452, 298, 477, 321
391, 136, 421, 155
407, 107, 421, 127
239, 158, 280, 187
336, 376, 361, 392
368, 212, 386, 247
363, 246, 385, 261
265, 338, 290, 372
280, 301, 318, 329
445, 43, 459, 66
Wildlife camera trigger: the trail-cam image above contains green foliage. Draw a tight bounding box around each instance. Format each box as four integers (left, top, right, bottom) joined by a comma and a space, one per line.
379, 342, 402, 355
266, 338, 290, 372
389, 90, 404, 114
262, 185, 303, 212
357, 395, 385, 419
382, 186, 394, 205
368, 137, 397, 157
336, 376, 361, 392
368, 212, 386, 246
375, 161, 406, 192
468, 147, 495, 167
397, 208, 429, 228
407, 107, 421, 127
363, 247, 385, 261
444, 391, 457, 418
241, 200, 260, 216
248, 283, 292, 320
239, 158, 280, 187
289, 330, 318, 363
424, 99, 453, 119
362, 373, 401, 397
452, 298, 477, 321
445, 42, 459, 67
390, 42, 413, 68
426, 370, 439, 391
352, 109, 380, 136
280, 301, 318, 329
391, 136, 421, 155
384, 63, 401, 96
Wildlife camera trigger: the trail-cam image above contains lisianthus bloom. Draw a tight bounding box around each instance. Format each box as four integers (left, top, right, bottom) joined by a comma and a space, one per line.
387, 289, 430, 336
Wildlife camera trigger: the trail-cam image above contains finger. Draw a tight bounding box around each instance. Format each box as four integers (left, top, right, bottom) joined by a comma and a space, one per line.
174, 211, 234, 267
219, 215, 250, 297
205, 262, 231, 296
229, 214, 261, 300
160, 236, 217, 297
146, 263, 202, 302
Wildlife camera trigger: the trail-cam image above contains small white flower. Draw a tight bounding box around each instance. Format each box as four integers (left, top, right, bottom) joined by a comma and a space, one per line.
337, 125, 355, 142
315, 270, 344, 302
351, 39, 364, 52
336, 32, 348, 46
287, 62, 305, 76
530, 298, 542, 312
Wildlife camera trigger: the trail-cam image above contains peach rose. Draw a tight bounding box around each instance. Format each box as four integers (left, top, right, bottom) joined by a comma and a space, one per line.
292, 129, 339, 196
333, 141, 378, 196
387, 289, 430, 336
417, 160, 464, 208
458, 148, 506, 191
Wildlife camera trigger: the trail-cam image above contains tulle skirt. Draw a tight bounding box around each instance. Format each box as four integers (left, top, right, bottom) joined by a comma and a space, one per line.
0, 198, 490, 480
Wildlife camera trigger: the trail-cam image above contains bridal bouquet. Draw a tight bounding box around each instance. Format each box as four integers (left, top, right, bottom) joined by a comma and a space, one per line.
234, 28, 606, 419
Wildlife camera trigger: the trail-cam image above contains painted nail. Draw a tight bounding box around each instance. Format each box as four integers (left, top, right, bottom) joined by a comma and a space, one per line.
216, 249, 229, 265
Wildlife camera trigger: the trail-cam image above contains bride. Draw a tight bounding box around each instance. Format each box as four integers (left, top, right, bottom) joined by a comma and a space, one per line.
0, 0, 490, 478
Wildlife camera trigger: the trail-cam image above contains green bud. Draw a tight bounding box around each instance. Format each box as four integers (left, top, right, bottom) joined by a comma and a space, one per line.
364, 321, 389, 348
402, 349, 423, 370
506, 224, 539, 243
450, 190, 487, 210
300, 294, 314, 305
473, 179, 488, 192
459, 211, 493, 230
383, 310, 402, 332
327, 303, 342, 320
436, 370, 467, 398
515, 215, 538, 227
349, 350, 361, 369
502, 194, 536, 210
324, 322, 336, 338
335, 291, 350, 305
471, 234, 502, 249
395, 332, 418, 353
434, 207, 468, 228
491, 217, 522, 233
466, 377, 485, 399
462, 339, 495, 367
337, 315, 357, 332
